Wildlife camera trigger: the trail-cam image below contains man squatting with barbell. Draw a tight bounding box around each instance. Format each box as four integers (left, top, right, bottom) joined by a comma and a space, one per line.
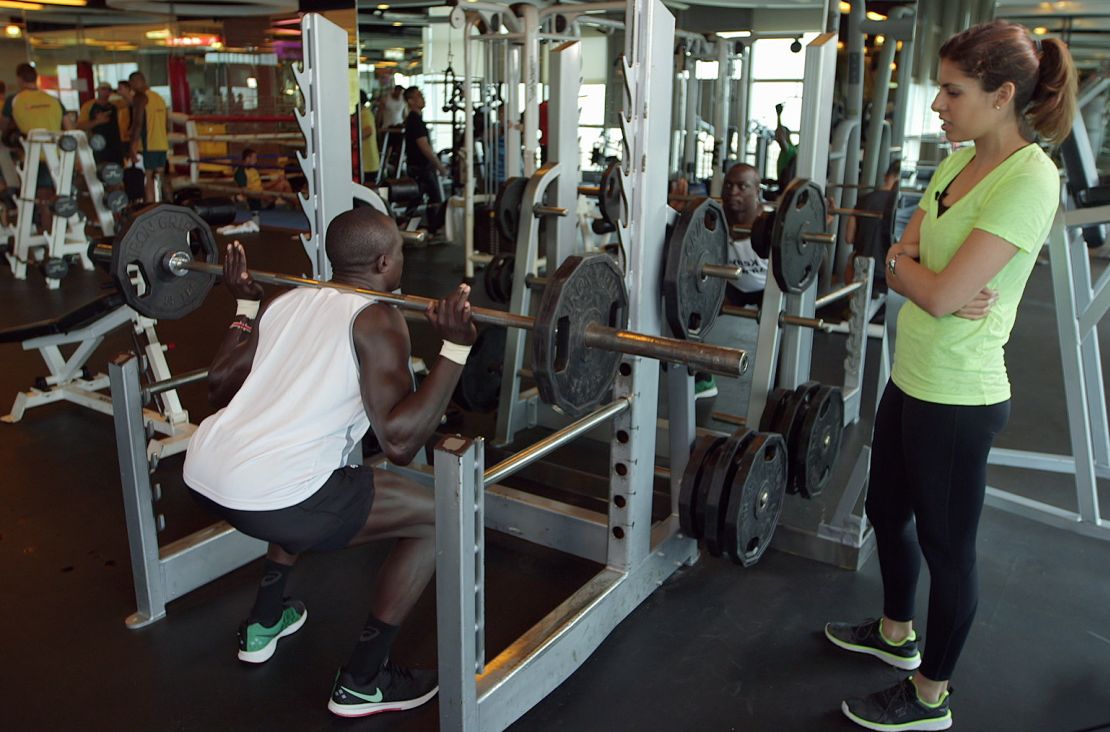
182, 207, 475, 718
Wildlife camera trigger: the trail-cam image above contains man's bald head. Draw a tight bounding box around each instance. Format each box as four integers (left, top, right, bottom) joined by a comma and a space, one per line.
325, 207, 402, 272
722, 162, 762, 227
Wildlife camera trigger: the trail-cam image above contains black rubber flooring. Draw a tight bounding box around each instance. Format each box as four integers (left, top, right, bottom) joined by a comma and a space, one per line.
1, 226, 1109, 731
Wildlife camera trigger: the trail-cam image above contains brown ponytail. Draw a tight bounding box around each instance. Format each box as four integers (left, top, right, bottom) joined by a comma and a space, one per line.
1026, 36, 1077, 144
939, 20, 1078, 144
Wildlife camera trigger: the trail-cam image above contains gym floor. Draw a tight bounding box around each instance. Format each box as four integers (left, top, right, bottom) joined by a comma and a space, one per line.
2, 224, 1109, 731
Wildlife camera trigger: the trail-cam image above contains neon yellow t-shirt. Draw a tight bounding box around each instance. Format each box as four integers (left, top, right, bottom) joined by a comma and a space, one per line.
12, 89, 63, 133
892, 143, 1059, 405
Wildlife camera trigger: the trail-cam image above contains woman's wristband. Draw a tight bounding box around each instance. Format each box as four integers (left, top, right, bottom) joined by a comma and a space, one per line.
439, 341, 471, 365
236, 299, 260, 319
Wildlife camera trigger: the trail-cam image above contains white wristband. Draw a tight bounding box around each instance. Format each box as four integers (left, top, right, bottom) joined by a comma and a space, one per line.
236, 299, 260, 319
439, 340, 472, 365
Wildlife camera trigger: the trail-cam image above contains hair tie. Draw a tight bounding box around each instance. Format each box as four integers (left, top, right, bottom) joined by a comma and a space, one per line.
1033, 37, 1042, 54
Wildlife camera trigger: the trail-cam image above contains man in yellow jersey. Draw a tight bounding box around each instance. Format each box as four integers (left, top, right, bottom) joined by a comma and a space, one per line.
2, 63, 65, 234
78, 82, 121, 165
127, 71, 169, 203
234, 148, 293, 211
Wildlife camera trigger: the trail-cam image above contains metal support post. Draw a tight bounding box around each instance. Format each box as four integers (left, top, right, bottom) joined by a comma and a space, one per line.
435, 435, 484, 730
294, 13, 358, 281
545, 40, 582, 268
109, 354, 167, 627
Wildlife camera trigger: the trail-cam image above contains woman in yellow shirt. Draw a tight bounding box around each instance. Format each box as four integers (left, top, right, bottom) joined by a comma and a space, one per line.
824, 21, 1077, 731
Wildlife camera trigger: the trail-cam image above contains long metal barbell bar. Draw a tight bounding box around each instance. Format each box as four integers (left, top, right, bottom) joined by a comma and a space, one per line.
524, 261, 743, 291
668, 192, 888, 221
90, 245, 748, 378
731, 224, 837, 245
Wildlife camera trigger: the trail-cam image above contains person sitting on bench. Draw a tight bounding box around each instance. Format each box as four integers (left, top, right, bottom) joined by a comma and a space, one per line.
233, 148, 293, 211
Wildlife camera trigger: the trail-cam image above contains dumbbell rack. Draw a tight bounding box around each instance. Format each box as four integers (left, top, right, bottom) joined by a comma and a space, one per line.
7, 130, 89, 288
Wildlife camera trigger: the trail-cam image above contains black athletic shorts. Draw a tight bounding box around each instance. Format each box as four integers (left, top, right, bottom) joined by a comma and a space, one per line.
189, 465, 375, 555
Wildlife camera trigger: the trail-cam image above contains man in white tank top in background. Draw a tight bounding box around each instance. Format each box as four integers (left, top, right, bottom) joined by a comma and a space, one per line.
184, 207, 476, 719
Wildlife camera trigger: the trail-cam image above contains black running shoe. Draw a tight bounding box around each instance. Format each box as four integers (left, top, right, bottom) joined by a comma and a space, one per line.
842, 677, 953, 731
825, 618, 921, 670
327, 662, 438, 718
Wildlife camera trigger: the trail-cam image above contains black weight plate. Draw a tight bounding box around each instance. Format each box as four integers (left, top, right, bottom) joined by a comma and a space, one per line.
702, 429, 757, 558
52, 195, 79, 218
532, 254, 627, 418
496, 254, 514, 303
662, 197, 728, 341
111, 204, 219, 320
771, 178, 827, 294
172, 186, 204, 208
723, 431, 788, 567
89, 133, 106, 152
769, 386, 809, 495
749, 210, 774, 260
495, 176, 527, 244
678, 434, 727, 539
453, 326, 506, 413
782, 382, 821, 495
795, 384, 844, 499
57, 134, 77, 152
99, 163, 124, 186
483, 256, 502, 303
105, 189, 130, 213
40, 257, 69, 280
484, 253, 514, 304
693, 435, 729, 546
758, 387, 794, 433
598, 160, 623, 228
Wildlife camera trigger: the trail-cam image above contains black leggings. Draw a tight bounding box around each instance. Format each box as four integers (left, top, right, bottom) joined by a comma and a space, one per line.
866, 381, 1009, 681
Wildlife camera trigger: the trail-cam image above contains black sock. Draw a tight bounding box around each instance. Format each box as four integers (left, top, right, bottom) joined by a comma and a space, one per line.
347, 615, 400, 684
250, 560, 292, 626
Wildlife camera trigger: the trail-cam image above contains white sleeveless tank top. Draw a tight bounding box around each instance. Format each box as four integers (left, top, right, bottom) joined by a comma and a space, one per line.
184, 287, 374, 510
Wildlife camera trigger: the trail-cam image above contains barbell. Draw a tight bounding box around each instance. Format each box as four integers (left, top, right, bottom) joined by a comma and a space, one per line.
90, 204, 749, 418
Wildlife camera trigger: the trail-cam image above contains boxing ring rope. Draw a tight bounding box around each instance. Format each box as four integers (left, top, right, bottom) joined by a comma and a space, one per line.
170, 112, 304, 184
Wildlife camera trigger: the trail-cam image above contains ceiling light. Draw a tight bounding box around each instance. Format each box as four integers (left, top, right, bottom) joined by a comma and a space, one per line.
246, 77, 257, 89
1033, 27, 1049, 36
838, 1, 850, 11
38, 0, 87, 5
874, 34, 885, 47
145, 28, 171, 39
866, 11, 887, 21
5, 24, 20, 37
717, 30, 751, 39
392, 21, 402, 27
0, 1, 44, 9
376, 3, 389, 8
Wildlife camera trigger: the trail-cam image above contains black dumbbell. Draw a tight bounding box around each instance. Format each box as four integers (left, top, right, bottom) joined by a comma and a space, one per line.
40, 257, 69, 280
98, 163, 124, 186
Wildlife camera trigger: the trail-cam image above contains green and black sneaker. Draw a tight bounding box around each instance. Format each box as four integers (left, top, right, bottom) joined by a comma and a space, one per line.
237, 599, 307, 664
825, 618, 921, 670
328, 662, 438, 718
842, 677, 953, 731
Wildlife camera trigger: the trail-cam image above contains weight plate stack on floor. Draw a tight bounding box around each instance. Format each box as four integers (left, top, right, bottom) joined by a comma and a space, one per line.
701, 429, 757, 558
679, 434, 728, 539
723, 431, 788, 567
793, 384, 844, 499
